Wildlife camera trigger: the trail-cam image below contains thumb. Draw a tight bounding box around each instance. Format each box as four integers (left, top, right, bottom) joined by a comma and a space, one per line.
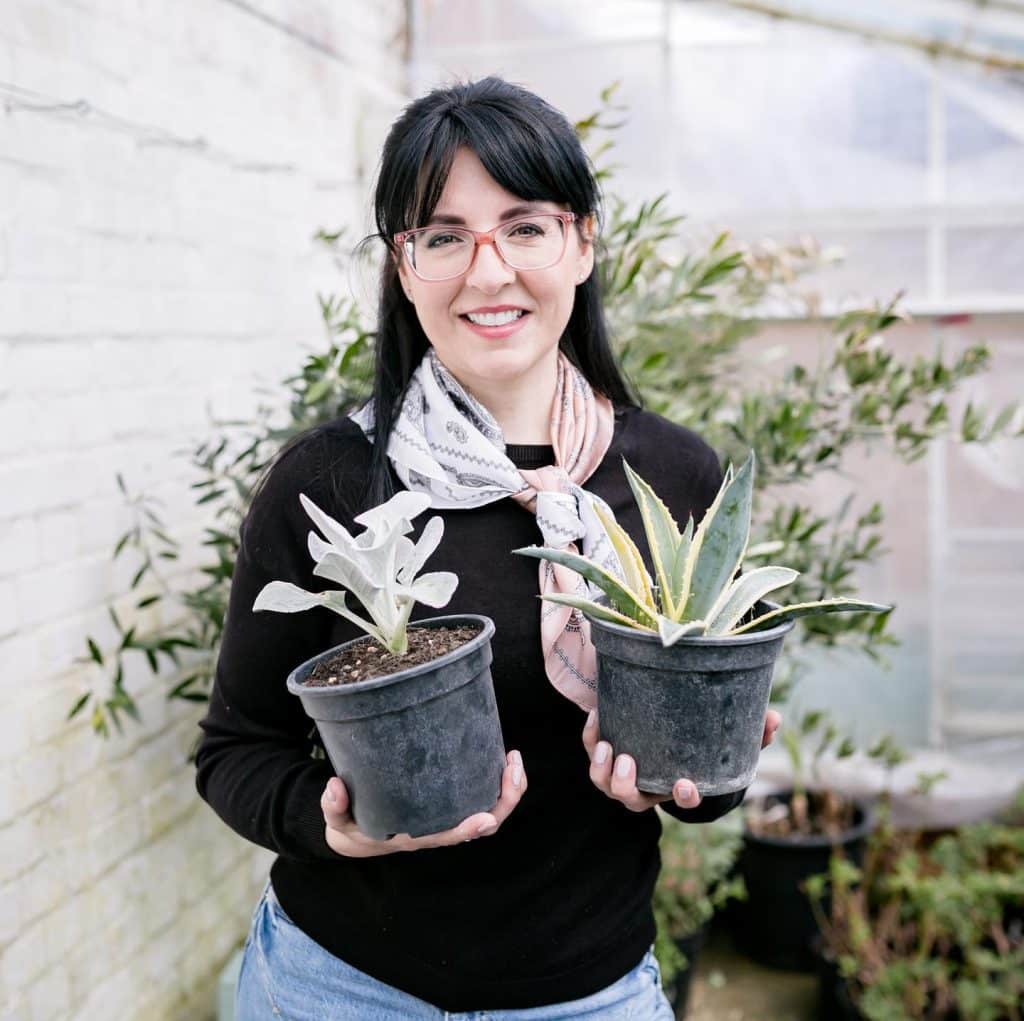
322, 776, 350, 826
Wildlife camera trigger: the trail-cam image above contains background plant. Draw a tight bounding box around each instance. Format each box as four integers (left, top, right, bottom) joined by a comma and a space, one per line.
71, 82, 1023, 738
806, 802, 1024, 1020
652, 813, 746, 992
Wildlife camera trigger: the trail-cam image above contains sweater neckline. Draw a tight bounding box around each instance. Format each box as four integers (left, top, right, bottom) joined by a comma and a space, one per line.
505, 443, 555, 470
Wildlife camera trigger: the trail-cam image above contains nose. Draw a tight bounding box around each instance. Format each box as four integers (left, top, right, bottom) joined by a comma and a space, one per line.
464, 238, 516, 292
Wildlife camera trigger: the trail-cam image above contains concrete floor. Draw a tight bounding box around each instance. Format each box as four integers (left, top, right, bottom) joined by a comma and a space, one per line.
681, 923, 819, 1021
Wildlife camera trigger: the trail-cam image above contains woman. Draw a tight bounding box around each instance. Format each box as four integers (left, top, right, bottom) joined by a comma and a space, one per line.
196, 76, 780, 1019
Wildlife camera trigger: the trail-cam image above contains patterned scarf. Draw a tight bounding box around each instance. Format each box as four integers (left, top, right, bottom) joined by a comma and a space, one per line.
349, 347, 623, 710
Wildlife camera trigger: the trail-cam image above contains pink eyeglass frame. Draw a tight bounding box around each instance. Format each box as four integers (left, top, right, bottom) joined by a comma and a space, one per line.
393, 211, 578, 282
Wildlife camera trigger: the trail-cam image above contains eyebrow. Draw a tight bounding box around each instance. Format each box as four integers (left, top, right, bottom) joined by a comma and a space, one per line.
426, 203, 550, 226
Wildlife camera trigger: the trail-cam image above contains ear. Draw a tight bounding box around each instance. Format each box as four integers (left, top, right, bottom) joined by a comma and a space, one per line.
395, 250, 415, 303
575, 214, 596, 285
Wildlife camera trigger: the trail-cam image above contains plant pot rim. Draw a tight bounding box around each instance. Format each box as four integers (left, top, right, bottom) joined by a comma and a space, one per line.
585, 598, 795, 646
285, 614, 495, 700
743, 790, 878, 848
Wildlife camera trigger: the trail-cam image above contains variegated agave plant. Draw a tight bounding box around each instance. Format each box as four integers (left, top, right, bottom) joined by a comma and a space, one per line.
253, 491, 458, 655
512, 452, 891, 647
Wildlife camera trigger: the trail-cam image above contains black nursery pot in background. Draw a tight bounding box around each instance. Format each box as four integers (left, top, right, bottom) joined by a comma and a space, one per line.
286, 614, 505, 841
586, 601, 794, 796
733, 793, 876, 971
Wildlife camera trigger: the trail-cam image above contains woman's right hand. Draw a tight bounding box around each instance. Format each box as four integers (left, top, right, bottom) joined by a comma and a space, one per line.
320, 749, 527, 857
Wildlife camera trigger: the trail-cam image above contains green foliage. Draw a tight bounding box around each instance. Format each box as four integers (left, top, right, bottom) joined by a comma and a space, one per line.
652, 813, 746, 990
71, 91, 1022, 737
808, 809, 1024, 1021
513, 451, 890, 643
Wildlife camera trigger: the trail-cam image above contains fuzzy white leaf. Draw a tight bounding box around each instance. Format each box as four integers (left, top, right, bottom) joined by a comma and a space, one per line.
400, 571, 458, 609
253, 581, 325, 614
354, 490, 431, 540
397, 516, 445, 585
299, 493, 355, 549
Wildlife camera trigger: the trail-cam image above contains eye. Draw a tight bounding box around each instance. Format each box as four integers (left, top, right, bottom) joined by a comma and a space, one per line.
424, 230, 467, 249
510, 221, 544, 237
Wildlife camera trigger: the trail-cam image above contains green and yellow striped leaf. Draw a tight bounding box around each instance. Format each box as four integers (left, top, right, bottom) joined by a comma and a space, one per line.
512, 545, 659, 628
621, 459, 683, 618
729, 598, 893, 635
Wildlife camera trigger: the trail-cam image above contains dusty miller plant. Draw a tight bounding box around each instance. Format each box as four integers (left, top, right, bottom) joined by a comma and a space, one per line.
71, 81, 1022, 739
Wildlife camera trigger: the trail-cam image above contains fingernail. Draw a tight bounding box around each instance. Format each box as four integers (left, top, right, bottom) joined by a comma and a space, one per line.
595, 742, 610, 765
615, 756, 631, 779
586, 709, 596, 729
477, 822, 496, 837
676, 781, 694, 801
512, 762, 523, 787
326, 785, 336, 804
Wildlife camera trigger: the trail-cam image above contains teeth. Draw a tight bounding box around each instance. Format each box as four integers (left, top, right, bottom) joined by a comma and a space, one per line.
465, 310, 525, 327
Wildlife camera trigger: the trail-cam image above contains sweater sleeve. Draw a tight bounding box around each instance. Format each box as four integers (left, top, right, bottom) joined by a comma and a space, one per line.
194, 430, 364, 862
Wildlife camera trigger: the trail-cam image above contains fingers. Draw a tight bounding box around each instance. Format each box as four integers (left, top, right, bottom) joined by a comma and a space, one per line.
582, 708, 600, 755
320, 751, 528, 858
589, 741, 659, 813
490, 749, 527, 828
322, 776, 352, 831
589, 734, 703, 813
671, 778, 702, 810
762, 709, 783, 749
399, 750, 528, 850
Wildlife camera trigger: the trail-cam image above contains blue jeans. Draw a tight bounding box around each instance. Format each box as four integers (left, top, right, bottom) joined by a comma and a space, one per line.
236, 880, 675, 1020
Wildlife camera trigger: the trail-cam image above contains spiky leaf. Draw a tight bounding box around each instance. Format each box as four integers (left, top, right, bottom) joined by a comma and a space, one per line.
706, 566, 799, 635
682, 454, 754, 621
729, 598, 893, 635
512, 545, 659, 628
539, 591, 657, 631
621, 458, 682, 616
658, 617, 709, 646
592, 501, 654, 608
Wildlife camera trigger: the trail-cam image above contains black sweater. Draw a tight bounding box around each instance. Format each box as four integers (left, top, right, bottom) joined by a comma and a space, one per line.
194, 403, 745, 1011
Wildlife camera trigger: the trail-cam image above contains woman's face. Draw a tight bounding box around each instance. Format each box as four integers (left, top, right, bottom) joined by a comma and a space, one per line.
396, 146, 594, 397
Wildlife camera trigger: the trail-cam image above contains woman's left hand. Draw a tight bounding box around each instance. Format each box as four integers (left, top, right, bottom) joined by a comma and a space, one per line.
582, 708, 782, 812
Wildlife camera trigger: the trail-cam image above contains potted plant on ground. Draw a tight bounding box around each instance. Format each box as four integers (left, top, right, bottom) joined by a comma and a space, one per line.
653, 812, 747, 1016
805, 788, 1024, 1021
253, 488, 506, 840
733, 710, 882, 970
513, 451, 891, 797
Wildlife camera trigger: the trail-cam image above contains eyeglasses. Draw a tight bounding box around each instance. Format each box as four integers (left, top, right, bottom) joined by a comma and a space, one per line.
393, 212, 578, 282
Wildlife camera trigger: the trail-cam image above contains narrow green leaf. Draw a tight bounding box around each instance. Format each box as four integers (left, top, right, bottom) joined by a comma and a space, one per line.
657, 617, 708, 646
705, 566, 799, 635
537, 592, 656, 631
621, 459, 682, 618
729, 598, 893, 635
512, 545, 659, 628
592, 502, 654, 609
87, 637, 104, 666
684, 453, 755, 622
67, 692, 91, 720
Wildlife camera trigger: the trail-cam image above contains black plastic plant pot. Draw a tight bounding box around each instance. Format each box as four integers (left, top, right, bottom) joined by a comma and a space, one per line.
586, 601, 794, 796
734, 793, 875, 971
286, 614, 505, 841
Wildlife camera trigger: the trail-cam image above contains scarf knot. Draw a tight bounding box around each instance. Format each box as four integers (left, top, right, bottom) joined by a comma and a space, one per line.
349, 348, 623, 710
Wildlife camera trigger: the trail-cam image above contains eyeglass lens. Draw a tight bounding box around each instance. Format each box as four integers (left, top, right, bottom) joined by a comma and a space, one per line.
408, 214, 567, 280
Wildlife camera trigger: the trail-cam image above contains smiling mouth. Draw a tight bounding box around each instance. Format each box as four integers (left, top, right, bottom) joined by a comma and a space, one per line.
461, 310, 530, 327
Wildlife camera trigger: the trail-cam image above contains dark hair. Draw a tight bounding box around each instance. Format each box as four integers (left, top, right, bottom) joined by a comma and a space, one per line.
251, 76, 642, 525
358, 75, 642, 508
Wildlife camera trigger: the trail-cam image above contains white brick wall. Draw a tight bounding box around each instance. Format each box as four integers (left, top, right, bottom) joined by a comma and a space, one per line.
0, 3, 408, 1018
